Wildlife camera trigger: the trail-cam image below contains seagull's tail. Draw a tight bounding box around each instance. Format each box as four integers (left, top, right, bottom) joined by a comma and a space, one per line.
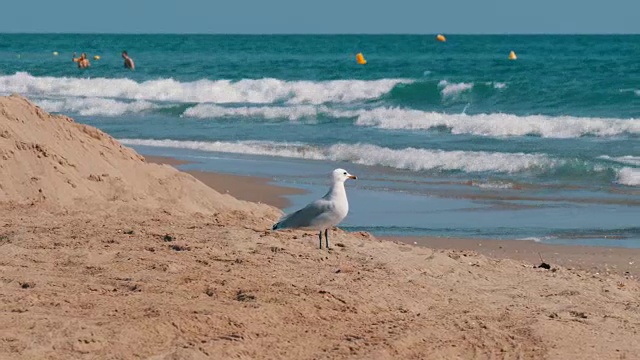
272, 222, 280, 230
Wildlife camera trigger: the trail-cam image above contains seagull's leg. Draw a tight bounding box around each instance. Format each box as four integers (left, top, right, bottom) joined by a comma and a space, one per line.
325, 229, 330, 249
318, 231, 323, 249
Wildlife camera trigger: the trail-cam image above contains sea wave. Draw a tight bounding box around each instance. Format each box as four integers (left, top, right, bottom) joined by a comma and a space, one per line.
35, 92, 640, 140
184, 105, 640, 138
617, 168, 640, 187
470, 180, 514, 189
438, 80, 474, 97
599, 155, 640, 167
37, 98, 158, 116
120, 138, 555, 174
516, 237, 548, 242
0, 72, 411, 105
619, 88, 640, 97
383, 80, 507, 105
346, 107, 640, 138
183, 104, 323, 120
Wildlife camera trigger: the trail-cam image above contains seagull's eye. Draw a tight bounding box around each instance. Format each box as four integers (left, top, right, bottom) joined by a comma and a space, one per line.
343, 172, 347, 175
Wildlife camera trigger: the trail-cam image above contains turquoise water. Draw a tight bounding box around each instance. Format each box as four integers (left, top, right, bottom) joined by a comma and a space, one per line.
1, 34, 639, 246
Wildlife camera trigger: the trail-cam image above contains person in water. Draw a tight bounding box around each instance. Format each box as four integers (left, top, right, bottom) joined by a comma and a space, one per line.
122, 51, 135, 70
72, 52, 90, 68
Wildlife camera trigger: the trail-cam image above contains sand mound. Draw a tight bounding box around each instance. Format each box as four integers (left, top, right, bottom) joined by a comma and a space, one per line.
0, 95, 277, 219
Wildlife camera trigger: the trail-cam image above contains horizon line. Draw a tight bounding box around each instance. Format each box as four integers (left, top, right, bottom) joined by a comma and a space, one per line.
1, 32, 639, 36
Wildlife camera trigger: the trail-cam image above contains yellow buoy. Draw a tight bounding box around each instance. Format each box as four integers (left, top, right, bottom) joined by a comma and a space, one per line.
508, 51, 517, 60
436, 34, 446, 42
53, 51, 59, 56
355, 53, 367, 65
93, 55, 101, 60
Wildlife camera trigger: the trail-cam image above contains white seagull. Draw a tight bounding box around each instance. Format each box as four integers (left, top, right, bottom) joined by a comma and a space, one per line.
272, 168, 357, 249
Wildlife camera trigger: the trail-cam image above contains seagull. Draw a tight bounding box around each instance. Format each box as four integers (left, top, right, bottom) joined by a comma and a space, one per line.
272, 168, 357, 249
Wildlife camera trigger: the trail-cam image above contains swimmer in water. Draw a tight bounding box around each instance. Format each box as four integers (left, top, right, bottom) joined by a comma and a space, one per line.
122, 51, 135, 70
72, 52, 90, 69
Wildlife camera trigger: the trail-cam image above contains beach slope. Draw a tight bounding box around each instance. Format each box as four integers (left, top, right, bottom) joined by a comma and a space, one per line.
0, 96, 638, 359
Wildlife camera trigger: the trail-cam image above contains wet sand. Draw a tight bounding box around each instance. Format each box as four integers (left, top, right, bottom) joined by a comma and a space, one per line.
145, 155, 305, 208
383, 236, 640, 278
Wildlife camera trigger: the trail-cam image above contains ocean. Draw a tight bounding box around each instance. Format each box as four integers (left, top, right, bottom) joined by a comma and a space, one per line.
1, 34, 639, 247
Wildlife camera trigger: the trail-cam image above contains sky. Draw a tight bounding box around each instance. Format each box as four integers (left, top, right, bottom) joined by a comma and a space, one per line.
2, 0, 638, 34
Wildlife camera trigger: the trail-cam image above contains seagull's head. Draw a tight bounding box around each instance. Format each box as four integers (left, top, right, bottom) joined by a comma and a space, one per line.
332, 168, 357, 183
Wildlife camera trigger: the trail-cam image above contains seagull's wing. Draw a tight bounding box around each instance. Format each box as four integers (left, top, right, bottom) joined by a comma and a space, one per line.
273, 199, 335, 230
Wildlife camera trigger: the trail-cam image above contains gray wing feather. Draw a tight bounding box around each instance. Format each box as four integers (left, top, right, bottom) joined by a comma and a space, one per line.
274, 199, 334, 229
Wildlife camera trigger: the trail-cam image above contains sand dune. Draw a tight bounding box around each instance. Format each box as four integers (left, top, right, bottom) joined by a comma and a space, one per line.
1, 95, 639, 359
0, 95, 276, 219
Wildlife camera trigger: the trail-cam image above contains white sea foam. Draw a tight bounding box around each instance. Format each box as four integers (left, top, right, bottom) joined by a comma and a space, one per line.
438, 80, 474, 97
598, 155, 640, 167
346, 107, 640, 138
483, 81, 507, 89
185, 106, 640, 139
471, 181, 514, 189
37, 98, 158, 116
517, 237, 553, 242
119, 138, 554, 174
617, 167, 640, 187
183, 104, 323, 120
0, 72, 411, 105
121, 139, 328, 160
619, 88, 640, 96
50, 96, 637, 139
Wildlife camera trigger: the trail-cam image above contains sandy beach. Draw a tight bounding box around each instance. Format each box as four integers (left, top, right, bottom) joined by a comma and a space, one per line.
2, 95, 640, 359
387, 236, 640, 279
144, 155, 306, 209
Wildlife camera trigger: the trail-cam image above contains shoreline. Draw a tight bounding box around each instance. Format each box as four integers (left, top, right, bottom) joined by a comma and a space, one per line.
144, 155, 305, 209
384, 235, 640, 278
145, 154, 639, 278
